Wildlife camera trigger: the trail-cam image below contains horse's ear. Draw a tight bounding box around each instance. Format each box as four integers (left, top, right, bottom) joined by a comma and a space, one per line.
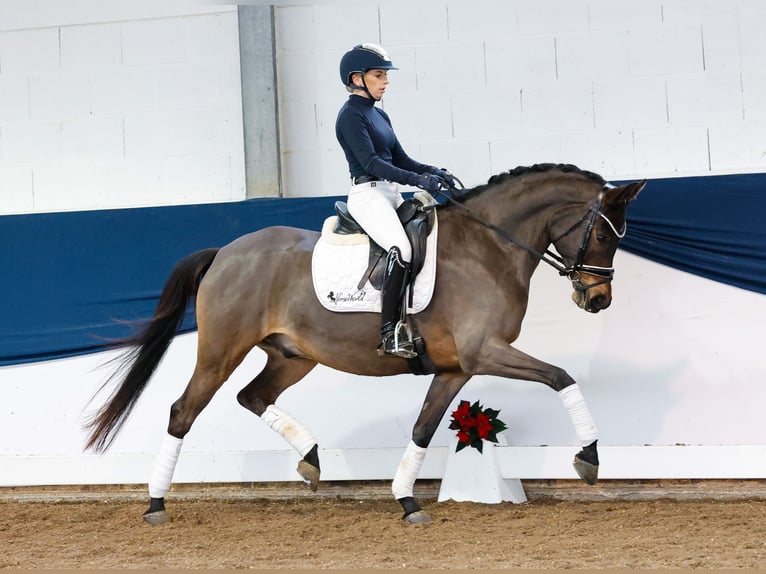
605, 179, 646, 205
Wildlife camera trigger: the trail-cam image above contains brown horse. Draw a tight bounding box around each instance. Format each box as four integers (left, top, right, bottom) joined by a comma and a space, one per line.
85, 163, 644, 525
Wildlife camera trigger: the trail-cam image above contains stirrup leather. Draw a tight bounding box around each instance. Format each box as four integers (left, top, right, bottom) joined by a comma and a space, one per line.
378, 320, 417, 358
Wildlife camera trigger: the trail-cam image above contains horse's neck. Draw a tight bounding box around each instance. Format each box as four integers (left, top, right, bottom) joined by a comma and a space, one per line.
454, 178, 592, 274
463, 183, 561, 246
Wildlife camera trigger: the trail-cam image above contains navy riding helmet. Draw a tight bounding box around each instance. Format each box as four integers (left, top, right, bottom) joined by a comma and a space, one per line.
339, 43, 398, 87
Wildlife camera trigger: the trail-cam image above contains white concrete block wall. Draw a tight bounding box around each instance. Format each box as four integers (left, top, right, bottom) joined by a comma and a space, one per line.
275, 0, 766, 200
1, 1, 764, 206
0, 3, 243, 214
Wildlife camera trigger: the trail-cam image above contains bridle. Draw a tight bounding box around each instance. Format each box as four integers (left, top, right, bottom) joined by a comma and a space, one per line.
433, 180, 626, 293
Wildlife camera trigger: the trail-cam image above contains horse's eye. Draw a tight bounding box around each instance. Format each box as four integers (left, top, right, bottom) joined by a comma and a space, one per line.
596, 233, 607, 243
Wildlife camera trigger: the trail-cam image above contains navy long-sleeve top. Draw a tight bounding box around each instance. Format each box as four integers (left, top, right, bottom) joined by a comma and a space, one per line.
335, 94, 436, 185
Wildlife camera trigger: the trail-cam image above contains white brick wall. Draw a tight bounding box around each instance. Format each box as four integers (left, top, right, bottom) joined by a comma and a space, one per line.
276, 0, 766, 199
0, 3, 243, 214
2, 1, 766, 211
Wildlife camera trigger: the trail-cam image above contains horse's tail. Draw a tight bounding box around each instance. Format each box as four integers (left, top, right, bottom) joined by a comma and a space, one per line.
84, 247, 220, 453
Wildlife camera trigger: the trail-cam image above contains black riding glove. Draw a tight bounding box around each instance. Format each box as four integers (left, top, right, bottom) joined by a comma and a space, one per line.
411, 173, 442, 194
434, 168, 457, 188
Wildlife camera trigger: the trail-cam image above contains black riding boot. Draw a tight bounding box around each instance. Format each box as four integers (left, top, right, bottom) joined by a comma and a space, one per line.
378, 247, 415, 358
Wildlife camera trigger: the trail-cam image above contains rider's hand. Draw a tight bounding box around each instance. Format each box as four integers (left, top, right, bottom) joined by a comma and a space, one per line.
411, 173, 442, 194
434, 168, 457, 188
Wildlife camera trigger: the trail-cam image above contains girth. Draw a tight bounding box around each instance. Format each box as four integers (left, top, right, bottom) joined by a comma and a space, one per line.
333, 198, 435, 292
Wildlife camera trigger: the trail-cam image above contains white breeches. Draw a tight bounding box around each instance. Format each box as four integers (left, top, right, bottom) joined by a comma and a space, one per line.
347, 181, 412, 262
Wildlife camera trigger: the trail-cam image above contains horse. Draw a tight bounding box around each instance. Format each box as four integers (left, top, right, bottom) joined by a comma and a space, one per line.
84, 163, 645, 525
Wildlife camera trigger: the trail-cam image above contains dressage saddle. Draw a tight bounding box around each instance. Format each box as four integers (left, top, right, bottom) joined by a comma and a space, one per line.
332, 198, 436, 299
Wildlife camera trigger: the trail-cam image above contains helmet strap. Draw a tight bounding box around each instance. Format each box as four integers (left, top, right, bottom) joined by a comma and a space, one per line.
351, 72, 379, 101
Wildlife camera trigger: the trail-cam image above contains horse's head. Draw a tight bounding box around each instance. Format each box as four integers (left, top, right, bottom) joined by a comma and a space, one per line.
551, 180, 645, 313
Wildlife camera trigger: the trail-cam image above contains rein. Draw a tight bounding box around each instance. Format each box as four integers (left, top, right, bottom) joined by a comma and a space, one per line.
432, 179, 625, 291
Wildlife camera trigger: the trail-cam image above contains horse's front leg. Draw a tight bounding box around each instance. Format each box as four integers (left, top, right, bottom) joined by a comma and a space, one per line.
470, 340, 599, 485
393, 373, 472, 524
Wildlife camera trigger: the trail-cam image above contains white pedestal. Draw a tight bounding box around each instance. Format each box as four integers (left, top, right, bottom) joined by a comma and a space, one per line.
438, 437, 527, 504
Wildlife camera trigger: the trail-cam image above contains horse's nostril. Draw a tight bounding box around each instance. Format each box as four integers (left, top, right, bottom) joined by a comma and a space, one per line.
591, 294, 610, 310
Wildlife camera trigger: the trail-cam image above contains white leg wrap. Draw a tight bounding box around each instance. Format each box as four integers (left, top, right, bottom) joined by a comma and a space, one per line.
559, 384, 598, 446
261, 404, 317, 457
148, 433, 183, 499
391, 441, 427, 499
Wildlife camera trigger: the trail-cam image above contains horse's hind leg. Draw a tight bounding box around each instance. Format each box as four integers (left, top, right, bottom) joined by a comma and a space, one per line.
236, 347, 320, 490
143, 359, 238, 525
393, 373, 472, 525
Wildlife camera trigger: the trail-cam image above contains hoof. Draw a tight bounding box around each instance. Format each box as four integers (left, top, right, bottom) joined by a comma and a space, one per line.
143, 510, 169, 526
403, 510, 432, 525
573, 456, 599, 485
297, 460, 320, 492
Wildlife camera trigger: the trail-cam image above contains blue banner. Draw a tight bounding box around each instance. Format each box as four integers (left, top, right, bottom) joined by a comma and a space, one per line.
2, 172, 764, 366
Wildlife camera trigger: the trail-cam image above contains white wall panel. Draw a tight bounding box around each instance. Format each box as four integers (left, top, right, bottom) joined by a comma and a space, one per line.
451, 89, 521, 139
121, 18, 187, 67
62, 116, 124, 160
556, 30, 630, 80
382, 93, 453, 142
446, 0, 519, 41
709, 122, 766, 172
521, 80, 594, 133
60, 24, 122, 71
661, 0, 738, 25
1, 120, 63, 163
558, 128, 636, 177
162, 154, 242, 203
633, 126, 710, 174
0, 76, 29, 122
593, 76, 667, 130
274, 6, 315, 53
701, 21, 741, 72
742, 69, 766, 121
89, 67, 158, 115
666, 72, 743, 126
414, 41, 485, 93
31, 159, 162, 211
587, 0, 662, 29
516, 0, 589, 35
0, 166, 33, 211
379, 1, 448, 46
28, 72, 92, 121
0, 28, 60, 76
739, 20, 766, 70
314, 5, 381, 51
627, 25, 703, 76
0, 4, 243, 214
485, 36, 557, 87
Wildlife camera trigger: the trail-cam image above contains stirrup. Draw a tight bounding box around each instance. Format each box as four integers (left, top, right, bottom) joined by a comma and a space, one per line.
378, 320, 418, 359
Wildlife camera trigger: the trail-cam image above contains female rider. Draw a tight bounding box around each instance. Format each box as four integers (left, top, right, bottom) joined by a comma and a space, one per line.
335, 43, 456, 358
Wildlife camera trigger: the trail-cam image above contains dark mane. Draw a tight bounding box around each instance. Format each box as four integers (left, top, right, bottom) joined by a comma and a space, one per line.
447, 163, 606, 203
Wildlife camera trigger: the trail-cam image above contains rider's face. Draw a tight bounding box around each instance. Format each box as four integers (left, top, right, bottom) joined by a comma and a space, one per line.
358, 69, 389, 100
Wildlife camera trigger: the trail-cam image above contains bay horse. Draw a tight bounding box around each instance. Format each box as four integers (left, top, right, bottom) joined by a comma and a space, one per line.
85, 163, 644, 525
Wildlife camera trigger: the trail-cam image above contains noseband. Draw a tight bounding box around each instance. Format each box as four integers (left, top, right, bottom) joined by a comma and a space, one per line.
547, 190, 626, 292
434, 182, 626, 293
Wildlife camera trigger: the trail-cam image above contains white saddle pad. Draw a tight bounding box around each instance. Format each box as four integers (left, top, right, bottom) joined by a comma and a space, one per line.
311, 211, 438, 314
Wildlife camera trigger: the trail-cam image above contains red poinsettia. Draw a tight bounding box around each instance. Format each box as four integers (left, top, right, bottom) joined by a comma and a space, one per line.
448, 399, 507, 453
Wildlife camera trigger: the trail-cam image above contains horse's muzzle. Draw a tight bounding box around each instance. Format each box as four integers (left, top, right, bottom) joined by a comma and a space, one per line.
570, 277, 612, 313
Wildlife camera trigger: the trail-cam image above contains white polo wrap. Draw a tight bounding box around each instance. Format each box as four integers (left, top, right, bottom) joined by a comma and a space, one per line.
148, 433, 183, 499
391, 440, 427, 499
559, 384, 598, 446
261, 404, 317, 457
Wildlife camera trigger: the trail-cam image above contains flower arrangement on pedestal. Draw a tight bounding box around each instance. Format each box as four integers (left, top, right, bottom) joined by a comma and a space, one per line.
448, 399, 507, 453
